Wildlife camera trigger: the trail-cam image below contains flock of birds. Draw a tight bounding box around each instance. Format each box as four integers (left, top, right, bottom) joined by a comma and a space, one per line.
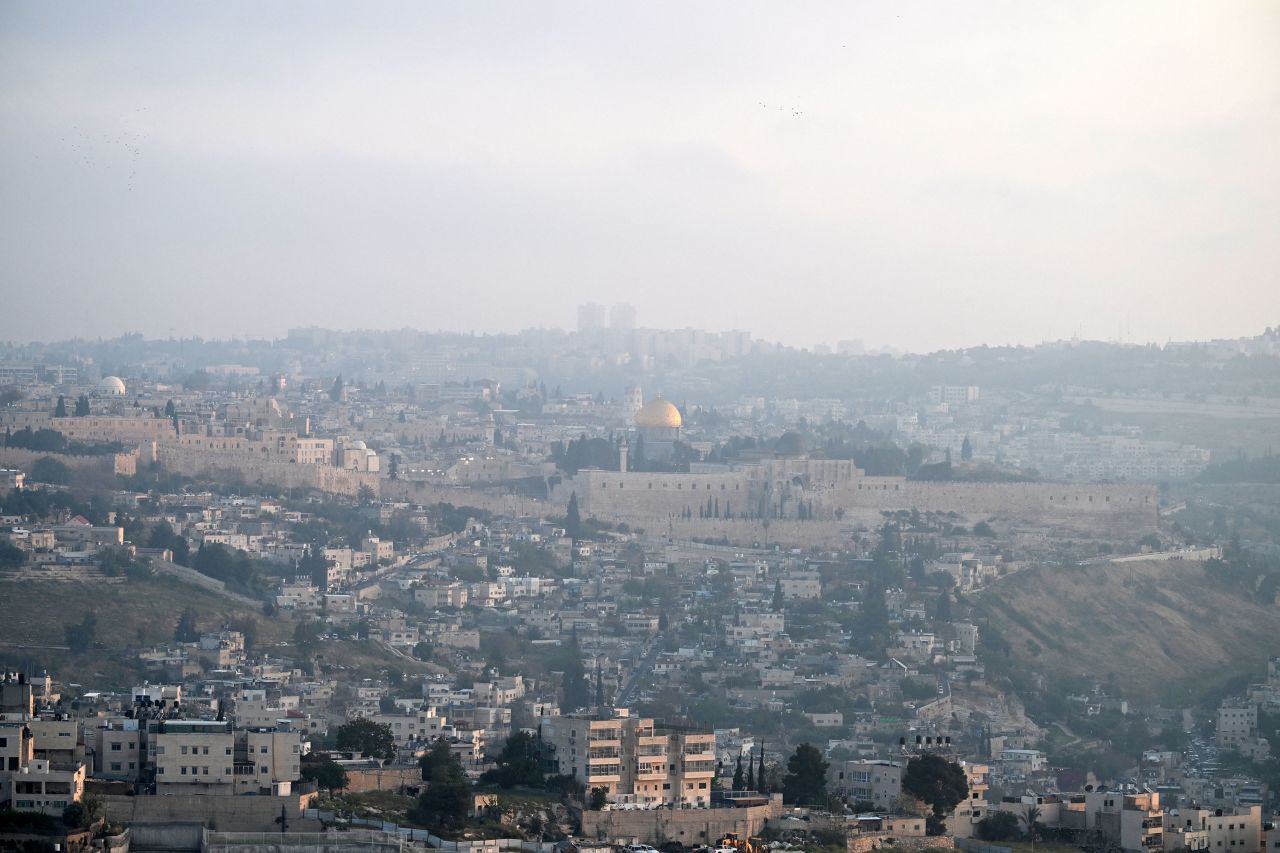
758, 100, 804, 118
56, 108, 147, 191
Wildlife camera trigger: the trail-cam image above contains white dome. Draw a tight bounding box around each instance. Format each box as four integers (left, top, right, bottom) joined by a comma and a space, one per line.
98, 376, 126, 395
349, 440, 367, 450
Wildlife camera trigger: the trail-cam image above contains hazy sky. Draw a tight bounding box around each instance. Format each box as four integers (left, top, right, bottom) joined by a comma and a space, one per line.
2, 2, 1277, 351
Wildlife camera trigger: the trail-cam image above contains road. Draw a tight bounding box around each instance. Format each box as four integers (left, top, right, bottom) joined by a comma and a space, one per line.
615, 633, 665, 708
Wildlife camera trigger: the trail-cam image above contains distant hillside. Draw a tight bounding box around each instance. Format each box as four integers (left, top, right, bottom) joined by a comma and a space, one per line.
971, 558, 1280, 705
0, 571, 427, 689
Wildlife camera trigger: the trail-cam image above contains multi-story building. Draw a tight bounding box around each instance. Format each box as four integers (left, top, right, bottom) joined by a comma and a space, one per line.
0, 674, 85, 816
235, 727, 305, 795
1163, 805, 1262, 853
1217, 705, 1258, 749
541, 709, 716, 807
829, 759, 903, 809
946, 762, 991, 838
153, 720, 235, 794
93, 719, 145, 782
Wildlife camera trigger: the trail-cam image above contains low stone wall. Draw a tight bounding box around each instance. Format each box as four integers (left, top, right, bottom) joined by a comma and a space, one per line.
580, 800, 782, 846
848, 834, 955, 853
343, 766, 421, 794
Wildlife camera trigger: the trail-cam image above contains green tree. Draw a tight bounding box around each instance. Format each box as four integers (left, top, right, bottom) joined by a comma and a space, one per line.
330, 374, 344, 402
164, 399, 176, 417
481, 731, 543, 788
771, 579, 785, 611
1021, 803, 1043, 850
0, 540, 25, 569
411, 738, 471, 833
781, 743, 828, 805
902, 753, 969, 835
300, 755, 348, 791
976, 811, 1020, 841
31, 456, 71, 486
565, 492, 583, 541
61, 802, 88, 828
732, 754, 745, 791
174, 608, 200, 642
334, 718, 396, 761
588, 786, 609, 810
150, 521, 190, 565
961, 436, 973, 461
936, 590, 952, 622
54, 395, 67, 418
74, 394, 91, 417
65, 613, 97, 653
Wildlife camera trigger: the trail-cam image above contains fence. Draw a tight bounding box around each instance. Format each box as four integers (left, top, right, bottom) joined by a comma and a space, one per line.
203, 829, 417, 853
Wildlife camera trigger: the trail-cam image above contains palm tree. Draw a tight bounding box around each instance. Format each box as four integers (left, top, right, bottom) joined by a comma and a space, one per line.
1021, 803, 1042, 852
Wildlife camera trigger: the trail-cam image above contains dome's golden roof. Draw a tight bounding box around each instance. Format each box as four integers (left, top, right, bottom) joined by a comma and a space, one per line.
635, 397, 682, 429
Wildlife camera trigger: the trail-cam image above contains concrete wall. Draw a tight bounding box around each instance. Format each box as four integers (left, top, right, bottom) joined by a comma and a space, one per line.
129, 822, 204, 852
102, 793, 321, 834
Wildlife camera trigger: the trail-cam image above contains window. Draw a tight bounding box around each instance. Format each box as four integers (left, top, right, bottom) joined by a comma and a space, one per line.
181, 767, 188, 775
112, 742, 122, 751
110, 762, 122, 771
181, 745, 189, 755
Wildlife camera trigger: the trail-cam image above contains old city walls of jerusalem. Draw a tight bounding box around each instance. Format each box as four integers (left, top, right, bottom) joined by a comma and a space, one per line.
565, 469, 1157, 542
153, 444, 380, 498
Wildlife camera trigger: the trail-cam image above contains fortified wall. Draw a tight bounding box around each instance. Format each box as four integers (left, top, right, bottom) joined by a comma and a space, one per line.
152, 444, 380, 498
562, 468, 1157, 538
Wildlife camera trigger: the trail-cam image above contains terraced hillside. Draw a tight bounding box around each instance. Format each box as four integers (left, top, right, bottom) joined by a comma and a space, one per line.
972, 558, 1280, 704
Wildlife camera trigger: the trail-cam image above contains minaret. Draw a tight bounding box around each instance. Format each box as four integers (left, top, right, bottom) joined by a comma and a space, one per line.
618, 440, 629, 473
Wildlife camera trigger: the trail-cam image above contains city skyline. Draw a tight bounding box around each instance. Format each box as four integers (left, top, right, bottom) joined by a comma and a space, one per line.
2, 1, 1277, 350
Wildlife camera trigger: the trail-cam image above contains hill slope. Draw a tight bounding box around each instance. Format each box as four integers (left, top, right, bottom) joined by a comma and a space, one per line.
972, 559, 1280, 704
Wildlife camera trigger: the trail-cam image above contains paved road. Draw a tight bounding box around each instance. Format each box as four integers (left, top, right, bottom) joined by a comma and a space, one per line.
615, 633, 665, 707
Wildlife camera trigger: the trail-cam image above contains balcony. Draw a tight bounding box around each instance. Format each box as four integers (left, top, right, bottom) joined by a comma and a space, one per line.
682, 760, 716, 774
588, 729, 621, 742
586, 764, 621, 782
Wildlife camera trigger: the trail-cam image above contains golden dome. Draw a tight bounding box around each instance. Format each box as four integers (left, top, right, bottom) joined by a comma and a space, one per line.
635, 397, 682, 429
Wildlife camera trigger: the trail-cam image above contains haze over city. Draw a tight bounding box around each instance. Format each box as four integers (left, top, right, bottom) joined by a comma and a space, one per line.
2, 1, 1278, 349
3, 6, 1280, 853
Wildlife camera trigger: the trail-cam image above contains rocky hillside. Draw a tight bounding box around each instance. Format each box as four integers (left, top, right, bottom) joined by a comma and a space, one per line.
972, 557, 1280, 704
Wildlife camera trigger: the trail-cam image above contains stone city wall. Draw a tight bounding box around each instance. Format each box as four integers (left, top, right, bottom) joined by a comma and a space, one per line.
564, 469, 1157, 540
153, 445, 380, 497
382, 479, 558, 518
